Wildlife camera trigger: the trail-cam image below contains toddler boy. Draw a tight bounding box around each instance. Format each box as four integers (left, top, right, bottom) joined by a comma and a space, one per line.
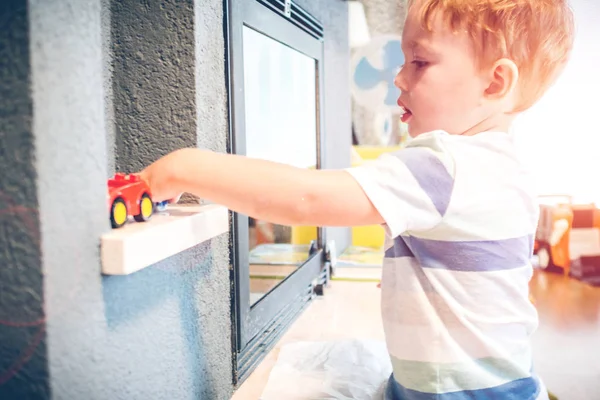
140, 0, 575, 398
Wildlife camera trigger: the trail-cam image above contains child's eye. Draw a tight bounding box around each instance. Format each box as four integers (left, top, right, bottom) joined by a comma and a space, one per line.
412, 60, 428, 69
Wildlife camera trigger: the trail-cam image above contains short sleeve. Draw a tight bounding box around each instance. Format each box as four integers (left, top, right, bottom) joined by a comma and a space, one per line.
346, 133, 456, 238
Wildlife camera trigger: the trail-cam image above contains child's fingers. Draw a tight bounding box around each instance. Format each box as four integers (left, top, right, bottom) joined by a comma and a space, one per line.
138, 168, 179, 203
168, 193, 183, 204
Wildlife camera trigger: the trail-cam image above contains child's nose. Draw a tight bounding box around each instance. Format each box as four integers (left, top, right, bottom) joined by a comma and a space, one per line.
394, 66, 408, 92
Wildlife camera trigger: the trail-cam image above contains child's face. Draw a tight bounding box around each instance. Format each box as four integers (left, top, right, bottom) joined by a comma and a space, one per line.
395, 9, 490, 137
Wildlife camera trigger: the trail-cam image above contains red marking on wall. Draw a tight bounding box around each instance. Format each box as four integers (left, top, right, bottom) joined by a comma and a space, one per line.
0, 325, 46, 385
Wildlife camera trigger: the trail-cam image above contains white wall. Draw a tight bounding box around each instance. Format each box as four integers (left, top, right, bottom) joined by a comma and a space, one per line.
513, 0, 600, 204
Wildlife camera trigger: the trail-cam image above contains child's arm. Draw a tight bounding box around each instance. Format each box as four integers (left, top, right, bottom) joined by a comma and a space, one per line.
140, 148, 384, 227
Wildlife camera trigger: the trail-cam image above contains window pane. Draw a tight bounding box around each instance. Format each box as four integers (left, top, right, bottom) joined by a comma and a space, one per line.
242, 26, 318, 306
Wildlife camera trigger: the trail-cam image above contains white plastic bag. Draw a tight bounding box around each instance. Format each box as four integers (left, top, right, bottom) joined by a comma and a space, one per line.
260, 340, 392, 400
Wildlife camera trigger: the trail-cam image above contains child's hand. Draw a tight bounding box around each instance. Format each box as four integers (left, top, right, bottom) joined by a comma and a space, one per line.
139, 153, 183, 203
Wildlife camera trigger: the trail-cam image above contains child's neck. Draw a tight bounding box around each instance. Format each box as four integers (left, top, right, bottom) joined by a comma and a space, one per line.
459, 113, 515, 136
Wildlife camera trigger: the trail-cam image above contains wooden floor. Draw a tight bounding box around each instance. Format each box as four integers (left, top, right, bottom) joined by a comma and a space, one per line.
232, 271, 600, 400
529, 270, 600, 400
231, 281, 385, 400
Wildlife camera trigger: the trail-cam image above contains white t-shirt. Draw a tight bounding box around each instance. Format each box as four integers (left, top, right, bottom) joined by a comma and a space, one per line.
347, 130, 547, 399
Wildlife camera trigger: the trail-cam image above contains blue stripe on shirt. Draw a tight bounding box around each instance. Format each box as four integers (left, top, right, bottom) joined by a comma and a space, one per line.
385, 373, 541, 400
385, 235, 533, 272
396, 147, 454, 217
385, 236, 414, 258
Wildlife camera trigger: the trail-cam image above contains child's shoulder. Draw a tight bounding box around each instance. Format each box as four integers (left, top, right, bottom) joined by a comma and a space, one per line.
405, 130, 512, 148
402, 129, 450, 150
401, 130, 518, 168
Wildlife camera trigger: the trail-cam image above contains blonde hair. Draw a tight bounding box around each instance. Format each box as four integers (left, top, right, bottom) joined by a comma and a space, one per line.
407, 0, 575, 112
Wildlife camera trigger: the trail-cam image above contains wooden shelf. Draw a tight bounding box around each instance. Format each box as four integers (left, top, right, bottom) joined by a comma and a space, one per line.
101, 204, 229, 275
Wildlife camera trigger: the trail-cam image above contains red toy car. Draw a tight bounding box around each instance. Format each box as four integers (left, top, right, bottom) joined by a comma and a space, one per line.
107, 173, 155, 228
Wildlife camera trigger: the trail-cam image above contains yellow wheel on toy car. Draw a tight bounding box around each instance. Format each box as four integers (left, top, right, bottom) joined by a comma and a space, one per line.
111, 198, 128, 228
134, 193, 153, 222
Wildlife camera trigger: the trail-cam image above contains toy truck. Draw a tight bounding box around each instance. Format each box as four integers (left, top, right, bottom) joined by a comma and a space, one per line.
535, 196, 600, 280
107, 173, 155, 228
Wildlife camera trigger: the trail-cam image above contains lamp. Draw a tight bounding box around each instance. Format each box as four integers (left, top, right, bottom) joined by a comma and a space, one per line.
348, 0, 371, 48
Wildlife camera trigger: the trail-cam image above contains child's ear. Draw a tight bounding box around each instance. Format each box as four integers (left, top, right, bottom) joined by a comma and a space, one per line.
484, 58, 519, 102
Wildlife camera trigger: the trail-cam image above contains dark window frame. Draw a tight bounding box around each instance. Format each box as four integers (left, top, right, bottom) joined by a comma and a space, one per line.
225, 0, 327, 386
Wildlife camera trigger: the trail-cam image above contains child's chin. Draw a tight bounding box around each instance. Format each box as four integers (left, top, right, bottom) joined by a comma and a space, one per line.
407, 122, 434, 138
407, 124, 422, 138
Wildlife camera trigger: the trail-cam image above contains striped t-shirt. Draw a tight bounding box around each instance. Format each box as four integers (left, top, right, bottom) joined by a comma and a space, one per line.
347, 130, 546, 399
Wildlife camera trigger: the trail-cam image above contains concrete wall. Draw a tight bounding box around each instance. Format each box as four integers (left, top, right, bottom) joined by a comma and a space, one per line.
1, 0, 232, 399
0, 0, 350, 398
103, 1, 233, 398
0, 0, 50, 398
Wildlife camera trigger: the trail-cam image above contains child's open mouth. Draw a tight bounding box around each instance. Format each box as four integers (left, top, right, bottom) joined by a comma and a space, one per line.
400, 106, 412, 123
397, 99, 413, 123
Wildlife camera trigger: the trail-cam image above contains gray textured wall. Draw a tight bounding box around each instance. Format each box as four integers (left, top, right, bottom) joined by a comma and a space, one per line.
295, 0, 352, 255
112, 0, 197, 173
0, 0, 232, 399
0, 1, 50, 398
0, 0, 349, 398
105, 0, 233, 398
194, 0, 229, 154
